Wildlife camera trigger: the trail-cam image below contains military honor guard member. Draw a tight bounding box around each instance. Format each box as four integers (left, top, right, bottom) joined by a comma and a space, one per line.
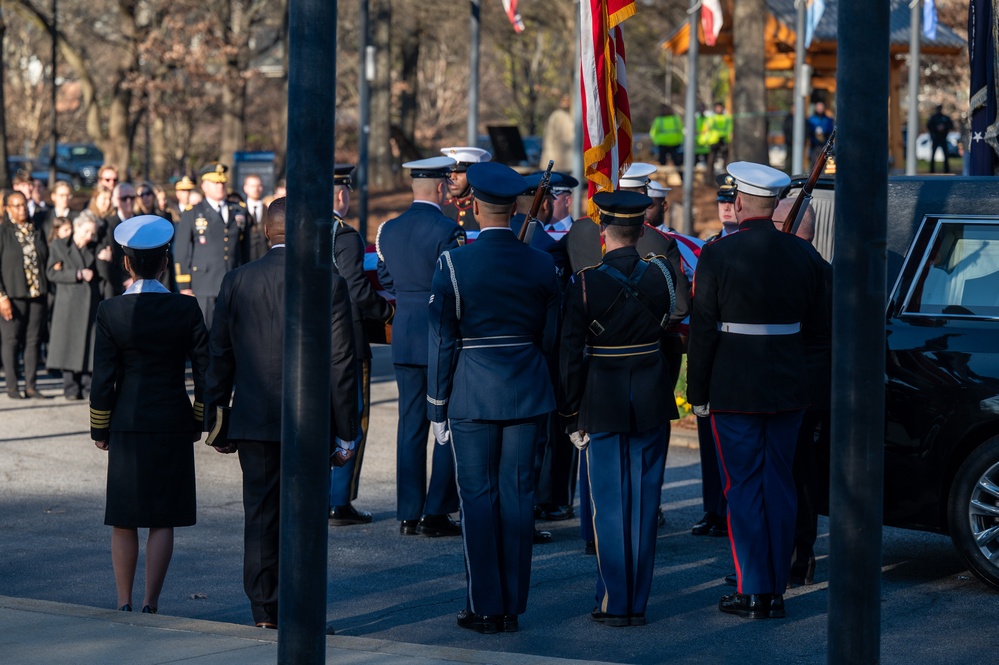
559, 190, 679, 627
645, 180, 673, 233
686, 162, 828, 620
90, 215, 209, 614
376, 156, 465, 537
329, 164, 394, 526
546, 172, 579, 231
440, 146, 492, 232
174, 163, 251, 327
427, 162, 559, 634
203, 198, 358, 628
691, 174, 740, 539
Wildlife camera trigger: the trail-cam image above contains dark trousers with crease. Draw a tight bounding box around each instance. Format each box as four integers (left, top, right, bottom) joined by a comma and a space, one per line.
394, 363, 458, 521
331, 358, 370, 506
237, 440, 280, 625
451, 416, 542, 617
696, 415, 727, 518
0, 297, 45, 393
588, 426, 667, 617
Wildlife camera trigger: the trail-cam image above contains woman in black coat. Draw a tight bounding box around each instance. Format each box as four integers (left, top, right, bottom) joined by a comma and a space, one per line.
46, 214, 112, 399
0, 192, 49, 398
90, 215, 209, 614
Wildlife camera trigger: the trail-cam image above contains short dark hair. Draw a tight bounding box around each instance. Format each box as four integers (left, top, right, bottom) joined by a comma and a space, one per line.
128, 252, 167, 280
266, 197, 286, 238
601, 223, 643, 244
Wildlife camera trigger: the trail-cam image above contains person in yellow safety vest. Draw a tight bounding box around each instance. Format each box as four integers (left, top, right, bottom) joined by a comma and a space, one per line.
705, 102, 733, 177
695, 104, 712, 165
649, 104, 684, 166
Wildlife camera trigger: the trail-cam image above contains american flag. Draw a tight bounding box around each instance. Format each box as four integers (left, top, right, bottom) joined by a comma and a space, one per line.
701, 0, 723, 47
501, 0, 525, 33
580, 0, 636, 218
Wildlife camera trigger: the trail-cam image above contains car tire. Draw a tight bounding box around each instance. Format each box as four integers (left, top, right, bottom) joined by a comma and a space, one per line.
947, 436, 999, 589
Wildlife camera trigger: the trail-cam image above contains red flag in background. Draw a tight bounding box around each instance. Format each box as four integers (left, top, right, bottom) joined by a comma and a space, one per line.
580, 0, 636, 217
501, 0, 525, 33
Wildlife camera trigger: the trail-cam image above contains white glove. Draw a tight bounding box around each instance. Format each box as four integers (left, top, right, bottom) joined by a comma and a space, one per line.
569, 431, 590, 450
692, 403, 710, 418
432, 421, 450, 445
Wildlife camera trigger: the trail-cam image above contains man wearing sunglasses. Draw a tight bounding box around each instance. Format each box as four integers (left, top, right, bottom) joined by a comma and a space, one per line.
101, 183, 137, 295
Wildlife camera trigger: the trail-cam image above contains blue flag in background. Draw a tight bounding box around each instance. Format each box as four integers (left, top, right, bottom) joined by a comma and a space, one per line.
923, 0, 938, 41
804, 0, 825, 48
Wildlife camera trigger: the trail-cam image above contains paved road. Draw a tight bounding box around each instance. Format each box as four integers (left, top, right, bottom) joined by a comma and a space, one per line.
0, 346, 995, 664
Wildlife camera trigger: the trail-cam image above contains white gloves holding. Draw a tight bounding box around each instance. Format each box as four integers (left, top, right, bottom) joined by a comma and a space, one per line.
692, 403, 710, 418
432, 421, 451, 445
569, 431, 590, 450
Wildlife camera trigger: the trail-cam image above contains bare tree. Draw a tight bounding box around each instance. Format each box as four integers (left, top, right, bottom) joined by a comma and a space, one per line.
731, 0, 768, 162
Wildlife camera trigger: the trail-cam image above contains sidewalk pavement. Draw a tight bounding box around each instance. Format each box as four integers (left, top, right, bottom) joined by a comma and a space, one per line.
0, 595, 618, 665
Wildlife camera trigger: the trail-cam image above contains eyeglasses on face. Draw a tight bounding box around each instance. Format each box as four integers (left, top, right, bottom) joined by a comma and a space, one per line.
138, 191, 154, 197
119, 195, 135, 201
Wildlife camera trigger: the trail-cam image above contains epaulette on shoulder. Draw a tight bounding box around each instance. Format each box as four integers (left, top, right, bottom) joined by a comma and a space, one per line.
578, 262, 601, 274
641, 253, 668, 263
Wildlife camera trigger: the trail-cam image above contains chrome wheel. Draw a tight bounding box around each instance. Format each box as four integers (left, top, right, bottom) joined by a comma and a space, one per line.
968, 464, 999, 562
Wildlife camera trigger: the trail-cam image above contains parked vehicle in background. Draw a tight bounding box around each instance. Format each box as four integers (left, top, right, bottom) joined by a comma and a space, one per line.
35, 142, 104, 188
913, 131, 962, 162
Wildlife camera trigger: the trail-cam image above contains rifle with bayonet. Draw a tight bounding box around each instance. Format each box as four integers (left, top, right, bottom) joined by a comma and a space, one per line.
517, 160, 555, 242
780, 126, 836, 235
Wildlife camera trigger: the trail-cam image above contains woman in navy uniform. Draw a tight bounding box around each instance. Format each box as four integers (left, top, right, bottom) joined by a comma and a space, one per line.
686, 162, 827, 620
559, 190, 678, 627
427, 162, 559, 634
90, 215, 209, 614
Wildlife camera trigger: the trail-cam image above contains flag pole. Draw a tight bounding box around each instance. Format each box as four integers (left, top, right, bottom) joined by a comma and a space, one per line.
792, 0, 806, 175
682, 0, 700, 236
905, 0, 921, 175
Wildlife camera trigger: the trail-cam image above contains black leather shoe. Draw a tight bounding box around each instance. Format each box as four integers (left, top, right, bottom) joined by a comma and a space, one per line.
456, 609, 500, 634
708, 522, 728, 537
589, 608, 630, 627
544, 505, 574, 521
7, 391, 24, 400
141, 605, 157, 614
118, 604, 132, 612
533, 528, 552, 544
629, 614, 646, 626
501, 614, 519, 632
64, 394, 84, 401
329, 503, 373, 526
399, 519, 419, 535
584, 540, 596, 555
719, 593, 771, 619
789, 555, 816, 587
691, 512, 720, 536
768, 594, 786, 619
724, 573, 737, 587
418, 514, 461, 537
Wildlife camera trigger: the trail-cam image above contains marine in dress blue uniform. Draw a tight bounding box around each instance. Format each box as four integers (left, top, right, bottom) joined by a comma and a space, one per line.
376, 157, 465, 536
686, 162, 828, 620
427, 162, 559, 633
559, 191, 679, 627
440, 147, 491, 232
173, 164, 251, 328
329, 165, 395, 525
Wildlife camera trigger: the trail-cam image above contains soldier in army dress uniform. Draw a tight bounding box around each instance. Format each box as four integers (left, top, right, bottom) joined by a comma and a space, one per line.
328, 164, 394, 526
559, 190, 679, 627
173, 164, 251, 327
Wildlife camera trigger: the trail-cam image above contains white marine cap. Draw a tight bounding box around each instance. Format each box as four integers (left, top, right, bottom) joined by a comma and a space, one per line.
113, 215, 174, 257
402, 156, 456, 178
619, 162, 658, 189
440, 146, 492, 167
726, 161, 791, 197
647, 180, 671, 198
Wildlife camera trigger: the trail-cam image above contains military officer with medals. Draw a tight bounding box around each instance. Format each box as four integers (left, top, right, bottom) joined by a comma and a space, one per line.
427, 162, 559, 634
686, 162, 828, 620
559, 190, 679, 627
173, 164, 251, 327
329, 164, 394, 526
440, 146, 491, 232
173, 176, 197, 217
376, 156, 465, 537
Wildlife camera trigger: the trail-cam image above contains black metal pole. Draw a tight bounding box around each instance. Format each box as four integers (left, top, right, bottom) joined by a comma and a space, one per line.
357, 0, 370, 241
280, 0, 336, 662
828, 1, 888, 663
48, 0, 56, 188
467, 0, 480, 146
